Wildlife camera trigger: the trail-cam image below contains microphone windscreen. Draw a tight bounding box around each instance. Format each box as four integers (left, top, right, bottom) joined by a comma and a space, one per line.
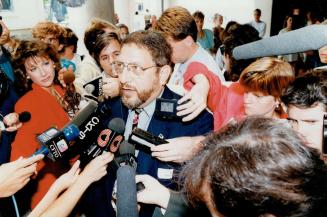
117, 165, 138, 217
108, 118, 125, 134
63, 124, 80, 142
63, 70, 75, 84
84, 84, 95, 94
233, 24, 327, 60
64, 101, 97, 128
19, 111, 31, 123
119, 141, 135, 155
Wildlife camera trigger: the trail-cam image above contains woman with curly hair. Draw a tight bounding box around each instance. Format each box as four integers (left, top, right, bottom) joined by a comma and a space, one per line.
10, 40, 80, 211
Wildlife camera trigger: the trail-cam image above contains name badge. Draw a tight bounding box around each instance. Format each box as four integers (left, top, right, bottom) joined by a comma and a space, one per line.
157, 168, 174, 179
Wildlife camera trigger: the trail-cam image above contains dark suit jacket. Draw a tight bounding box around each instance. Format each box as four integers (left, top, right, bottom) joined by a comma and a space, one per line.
82, 86, 213, 217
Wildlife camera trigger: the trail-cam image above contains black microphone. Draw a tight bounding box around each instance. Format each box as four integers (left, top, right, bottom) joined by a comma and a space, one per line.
233, 24, 327, 60
111, 141, 137, 170
129, 128, 168, 154
68, 101, 111, 151
81, 118, 125, 163
18, 111, 31, 123
116, 165, 139, 217
83, 76, 103, 97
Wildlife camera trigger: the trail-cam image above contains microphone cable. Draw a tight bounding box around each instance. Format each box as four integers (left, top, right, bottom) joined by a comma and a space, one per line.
11, 195, 20, 217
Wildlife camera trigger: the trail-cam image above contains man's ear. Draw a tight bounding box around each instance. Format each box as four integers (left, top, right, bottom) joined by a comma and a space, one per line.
159, 65, 172, 86
184, 35, 195, 47
58, 44, 64, 52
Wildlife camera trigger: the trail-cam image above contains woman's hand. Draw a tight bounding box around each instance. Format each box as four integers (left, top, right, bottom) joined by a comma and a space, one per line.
0, 154, 44, 198
79, 152, 114, 185
52, 160, 80, 193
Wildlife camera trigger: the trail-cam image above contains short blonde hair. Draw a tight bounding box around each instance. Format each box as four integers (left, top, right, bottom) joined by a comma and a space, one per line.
239, 57, 295, 97
32, 21, 65, 41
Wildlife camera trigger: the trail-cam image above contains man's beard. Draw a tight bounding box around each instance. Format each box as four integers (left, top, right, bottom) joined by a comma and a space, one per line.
121, 84, 157, 109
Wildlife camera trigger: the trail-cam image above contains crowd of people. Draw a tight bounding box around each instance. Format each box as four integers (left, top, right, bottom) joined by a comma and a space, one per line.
0, 4, 327, 217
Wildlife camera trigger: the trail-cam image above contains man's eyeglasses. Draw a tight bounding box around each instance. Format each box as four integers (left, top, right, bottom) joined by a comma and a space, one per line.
111, 61, 157, 76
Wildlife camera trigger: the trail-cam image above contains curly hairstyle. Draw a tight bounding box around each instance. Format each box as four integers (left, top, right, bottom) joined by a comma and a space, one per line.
32, 21, 66, 44
13, 40, 80, 114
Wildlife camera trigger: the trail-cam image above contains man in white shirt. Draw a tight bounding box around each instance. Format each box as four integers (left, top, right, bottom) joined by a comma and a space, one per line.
249, 8, 266, 38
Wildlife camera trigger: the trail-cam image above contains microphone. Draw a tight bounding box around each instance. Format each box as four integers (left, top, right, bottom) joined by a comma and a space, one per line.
233, 24, 327, 60
111, 141, 137, 170
63, 69, 75, 84
116, 165, 139, 217
83, 76, 103, 97
84, 84, 95, 94
34, 124, 80, 161
64, 101, 112, 161
129, 128, 168, 154
18, 111, 31, 123
81, 118, 125, 163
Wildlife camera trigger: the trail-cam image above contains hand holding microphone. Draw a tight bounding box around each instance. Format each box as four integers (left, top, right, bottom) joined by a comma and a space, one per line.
102, 76, 120, 99
58, 65, 75, 88
135, 174, 170, 209
1, 111, 31, 132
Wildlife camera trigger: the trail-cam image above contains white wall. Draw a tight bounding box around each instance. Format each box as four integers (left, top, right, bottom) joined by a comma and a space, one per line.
1, 0, 46, 39
114, 0, 163, 32
66, 0, 115, 55
154, 0, 272, 36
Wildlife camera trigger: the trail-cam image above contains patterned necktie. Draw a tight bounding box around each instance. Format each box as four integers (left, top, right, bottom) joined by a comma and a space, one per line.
132, 109, 141, 130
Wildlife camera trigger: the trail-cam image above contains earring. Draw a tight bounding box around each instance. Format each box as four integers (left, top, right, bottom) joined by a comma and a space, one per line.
26, 76, 30, 79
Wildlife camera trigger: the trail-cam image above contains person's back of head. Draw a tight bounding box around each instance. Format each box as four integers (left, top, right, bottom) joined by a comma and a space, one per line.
155, 6, 198, 42
222, 24, 261, 81
84, 18, 118, 56
181, 116, 327, 217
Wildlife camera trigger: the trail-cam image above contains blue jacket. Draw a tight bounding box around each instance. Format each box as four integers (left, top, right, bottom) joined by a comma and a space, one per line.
82, 86, 213, 217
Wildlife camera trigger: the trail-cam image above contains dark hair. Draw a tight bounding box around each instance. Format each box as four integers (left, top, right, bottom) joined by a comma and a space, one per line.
84, 19, 117, 55
92, 32, 121, 68
254, 8, 261, 16
122, 30, 172, 67
281, 70, 327, 111
60, 27, 79, 53
283, 15, 294, 29
13, 40, 80, 113
223, 24, 261, 81
155, 6, 198, 42
220, 21, 240, 42
193, 11, 205, 21
181, 116, 327, 217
